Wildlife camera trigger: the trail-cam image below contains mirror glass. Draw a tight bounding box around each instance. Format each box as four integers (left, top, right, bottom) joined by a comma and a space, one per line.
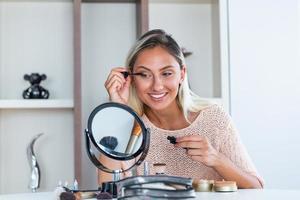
89, 105, 143, 159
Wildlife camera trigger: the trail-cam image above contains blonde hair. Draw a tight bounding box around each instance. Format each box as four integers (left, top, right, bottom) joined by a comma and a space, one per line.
126, 29, 211, 121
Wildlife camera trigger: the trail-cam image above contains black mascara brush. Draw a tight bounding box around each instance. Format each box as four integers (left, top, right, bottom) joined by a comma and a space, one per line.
121, 71, 143, 78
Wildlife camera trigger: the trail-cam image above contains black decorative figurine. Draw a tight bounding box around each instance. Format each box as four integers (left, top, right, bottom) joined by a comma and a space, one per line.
23, 73, 49, 99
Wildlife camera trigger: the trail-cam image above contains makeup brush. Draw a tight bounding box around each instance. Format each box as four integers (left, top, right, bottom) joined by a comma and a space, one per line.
125, 121, 142, 154
60, 192, 77, 200
99, 136, 118, 150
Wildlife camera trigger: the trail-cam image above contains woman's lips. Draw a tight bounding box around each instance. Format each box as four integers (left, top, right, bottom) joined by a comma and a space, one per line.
149, 92, 167, 100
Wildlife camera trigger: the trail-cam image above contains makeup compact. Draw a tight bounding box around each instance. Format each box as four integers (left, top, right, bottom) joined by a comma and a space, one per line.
192, 179, 214, 192
213, 180, 237, 192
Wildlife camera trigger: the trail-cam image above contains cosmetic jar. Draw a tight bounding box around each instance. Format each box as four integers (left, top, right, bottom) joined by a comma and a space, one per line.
192, 179, 214, 192
153, 163, 166, 175
213, 180, 237, 192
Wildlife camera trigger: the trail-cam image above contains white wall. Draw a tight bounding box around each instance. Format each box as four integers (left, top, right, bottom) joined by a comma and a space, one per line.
149, 0, 221, 98
229, 0, 300, 189
0, 1, 74, 194
81, 2, 137, 189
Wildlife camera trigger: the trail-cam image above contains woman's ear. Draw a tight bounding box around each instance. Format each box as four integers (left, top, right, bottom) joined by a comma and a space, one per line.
180, 65, 186, 84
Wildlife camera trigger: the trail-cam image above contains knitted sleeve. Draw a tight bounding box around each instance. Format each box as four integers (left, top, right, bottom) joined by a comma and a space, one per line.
212, 105, 264, 186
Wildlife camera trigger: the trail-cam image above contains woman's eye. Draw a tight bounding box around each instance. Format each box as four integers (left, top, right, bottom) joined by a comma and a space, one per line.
162, 71, 172, 76
140, 72, 152, 78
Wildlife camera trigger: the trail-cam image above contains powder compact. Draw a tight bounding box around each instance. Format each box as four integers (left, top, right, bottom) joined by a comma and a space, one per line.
192, 179, 214, 192
192, 179, 237, 192
213, 180, 238, 192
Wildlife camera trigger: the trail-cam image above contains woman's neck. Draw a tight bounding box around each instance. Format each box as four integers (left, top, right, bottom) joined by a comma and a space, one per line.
145, 105, 190, 130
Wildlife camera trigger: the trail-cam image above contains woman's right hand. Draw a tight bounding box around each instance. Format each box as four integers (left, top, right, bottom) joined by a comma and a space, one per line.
105, 67, 131, 105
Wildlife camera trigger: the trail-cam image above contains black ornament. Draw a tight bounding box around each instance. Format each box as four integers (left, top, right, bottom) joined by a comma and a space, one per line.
23, 73, 49, 99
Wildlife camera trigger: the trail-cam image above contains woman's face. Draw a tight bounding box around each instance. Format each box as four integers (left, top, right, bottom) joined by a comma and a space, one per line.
132, 46, 185, 112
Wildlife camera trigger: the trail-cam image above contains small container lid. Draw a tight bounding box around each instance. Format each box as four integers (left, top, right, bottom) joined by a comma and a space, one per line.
153, 163, 166, 175
213, 180, 237, 192
192, 179, 214, 192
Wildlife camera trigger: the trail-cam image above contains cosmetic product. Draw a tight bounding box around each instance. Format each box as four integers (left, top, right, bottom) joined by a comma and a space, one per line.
76, 191, 96, 199
153, 163, 166, 175
54, 186, 66, 200
60, 192, 76, 200
125, 121, 142, 154
99, 136, 118, 150
213, 180, 237, 192
96, 192, 113, 199
192, 179, 214, 192
73, 179, 78, 190
167, 136, 177, 144
121, 71, 143, 79
64, 181, 69, 188
144, 161, 149, 176
61, 187, 97, 199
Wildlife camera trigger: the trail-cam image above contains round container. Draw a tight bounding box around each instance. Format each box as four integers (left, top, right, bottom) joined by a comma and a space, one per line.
192, 179, 214, 192
153, 163, 166, 175
213, 181, 237, 192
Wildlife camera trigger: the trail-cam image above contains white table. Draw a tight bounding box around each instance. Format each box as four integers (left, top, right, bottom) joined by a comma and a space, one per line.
1, 189, 300, 200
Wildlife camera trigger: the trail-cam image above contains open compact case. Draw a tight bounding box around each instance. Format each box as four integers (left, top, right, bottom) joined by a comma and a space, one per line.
84, 102, 196, 199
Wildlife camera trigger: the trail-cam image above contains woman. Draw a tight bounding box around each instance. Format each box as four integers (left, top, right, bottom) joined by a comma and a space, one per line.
102, 29, 263, 188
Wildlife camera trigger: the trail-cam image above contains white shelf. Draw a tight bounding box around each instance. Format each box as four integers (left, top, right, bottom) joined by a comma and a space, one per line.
0, 99, 74, 109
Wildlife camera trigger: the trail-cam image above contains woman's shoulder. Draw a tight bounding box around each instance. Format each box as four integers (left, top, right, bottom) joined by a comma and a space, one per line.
200, 104, 231, 130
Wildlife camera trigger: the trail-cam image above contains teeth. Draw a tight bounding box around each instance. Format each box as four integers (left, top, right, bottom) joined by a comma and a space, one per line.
150, 93, 166, 99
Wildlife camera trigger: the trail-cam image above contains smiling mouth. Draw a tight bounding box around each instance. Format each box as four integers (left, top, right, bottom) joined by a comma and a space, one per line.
149, 93, 167, 100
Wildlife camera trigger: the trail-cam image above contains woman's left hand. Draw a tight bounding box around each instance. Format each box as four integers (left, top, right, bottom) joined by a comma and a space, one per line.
175, 135, 221, 167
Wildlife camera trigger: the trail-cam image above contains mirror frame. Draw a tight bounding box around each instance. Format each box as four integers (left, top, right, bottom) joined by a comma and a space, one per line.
85, 102, 150, 174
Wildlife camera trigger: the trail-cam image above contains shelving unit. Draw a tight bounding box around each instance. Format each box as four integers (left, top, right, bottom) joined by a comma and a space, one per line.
0, 0, 75, 194
0, 100, 74, 109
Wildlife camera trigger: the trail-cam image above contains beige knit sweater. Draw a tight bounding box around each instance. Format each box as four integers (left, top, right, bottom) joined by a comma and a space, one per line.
138, 104, 263, 185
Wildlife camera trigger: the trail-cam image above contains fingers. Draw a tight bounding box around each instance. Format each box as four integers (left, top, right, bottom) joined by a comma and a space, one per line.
175, 141, 207, 149
186, 148, 209, 156
176, 135, 206, 142
105, 67, 127, 88
175, 135, 208, 149
104, 67, 132, 103
105, 75, 124, 91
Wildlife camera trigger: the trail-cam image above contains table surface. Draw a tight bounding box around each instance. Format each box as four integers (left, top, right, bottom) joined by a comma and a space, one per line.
1, 189, 300, 200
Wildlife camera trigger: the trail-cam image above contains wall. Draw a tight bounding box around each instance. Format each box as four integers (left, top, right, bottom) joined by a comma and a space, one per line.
81, 2, 137, 189
229, 0, 300, 189
0, 0, 74, 193
149, 0, 221, 98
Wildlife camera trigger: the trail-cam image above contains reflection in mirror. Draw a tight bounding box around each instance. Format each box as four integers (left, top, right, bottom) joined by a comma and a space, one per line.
90, 106, 143, 157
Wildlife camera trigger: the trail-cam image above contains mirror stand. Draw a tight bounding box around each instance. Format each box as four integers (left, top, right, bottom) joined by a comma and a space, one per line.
113, 170, 121, 182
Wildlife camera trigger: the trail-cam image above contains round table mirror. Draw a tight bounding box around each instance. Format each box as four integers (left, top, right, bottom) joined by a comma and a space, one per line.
85, 102, 150, 174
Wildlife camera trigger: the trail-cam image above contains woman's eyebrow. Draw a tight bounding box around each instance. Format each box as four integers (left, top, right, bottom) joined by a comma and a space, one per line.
160, 65, 175, 71
135, 65, 176, 71
134, 66, 151, 71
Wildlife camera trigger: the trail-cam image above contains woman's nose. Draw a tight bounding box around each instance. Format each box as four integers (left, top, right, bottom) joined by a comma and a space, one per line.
152, 76, 164, 91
